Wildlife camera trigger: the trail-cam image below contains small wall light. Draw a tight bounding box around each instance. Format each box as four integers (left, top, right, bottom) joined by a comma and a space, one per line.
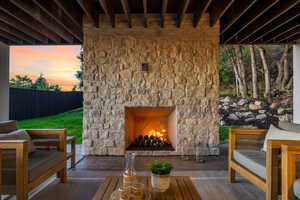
141, 63, 149, 72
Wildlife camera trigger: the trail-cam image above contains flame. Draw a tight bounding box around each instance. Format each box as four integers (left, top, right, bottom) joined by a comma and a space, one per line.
146, 129, 168, 141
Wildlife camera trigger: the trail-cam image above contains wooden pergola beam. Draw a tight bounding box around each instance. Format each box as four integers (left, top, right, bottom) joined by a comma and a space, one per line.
161, 0, 168, 28
193, 0, 212, 28
238, 0, 299, 43
0, 1, 60, 43
177, 0, 190, 28
99, 0, 115, 28
53, 0, 82, 28
282, 33, 300, 43
120, 0, 131, 28
0, 21, 35, 44
209, 0, 235, 27
0, 12, 47, 43
9, 0, 74, 43
222, 0, 280, 44
220, 0, 257, 34
0, 29, 22, 44
277, 26, 300, 43
77, 0, 99, 27
143, 0, 148, 28
33, 0, 83, 42
249, 6, 300, 43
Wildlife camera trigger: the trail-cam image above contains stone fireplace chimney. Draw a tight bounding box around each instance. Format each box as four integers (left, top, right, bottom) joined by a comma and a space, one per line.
82, 14, 219, 156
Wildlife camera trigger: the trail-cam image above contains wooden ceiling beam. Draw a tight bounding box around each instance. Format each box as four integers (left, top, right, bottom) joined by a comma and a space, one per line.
53, 0, 82, 28
0, 1, 60, 43
9, 0, 73, 43
0, 21, 35, 44
209, 0, 235, 27
0, 36, 12, 45
250, 6, 300, 43
222, 0, 280, 44
161, 0, 168, 28
0, 29, 23, 44
193, 0, 212, 28
33, 0, 83, 42
77, 0, 99, 27
143, 0, 148, 28
237, 0, 299, 43
0, 12, 47, 43
120, 0, 132, 28
220, 0, 257, 34
99, 0, 115, 28
276, 26, 300, 43
283, 33, 300, 43
177, 0, 190, 28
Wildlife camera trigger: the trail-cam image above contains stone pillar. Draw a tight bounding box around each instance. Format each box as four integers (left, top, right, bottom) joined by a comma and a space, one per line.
0, 42, 9, 121
293, 45, 300, 124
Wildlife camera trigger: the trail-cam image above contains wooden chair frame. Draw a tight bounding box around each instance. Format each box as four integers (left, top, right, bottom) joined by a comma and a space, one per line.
281, 144, 300, 200
228, 128, 300, 200
0, 129, 67, 200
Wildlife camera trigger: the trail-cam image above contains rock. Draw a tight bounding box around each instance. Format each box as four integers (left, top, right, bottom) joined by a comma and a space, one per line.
277, 107, 285, 115
228, 113, 239, 120
254, 100, 263, 106
280, 98, 291, 106
245, 118, 256, 122
258, 110, 267, 114
278, 114, 293, 122
249, 103, 263, 110
223, 105, 229, 110
231, 103, 237, 107
241, 112, 254, 118
270, 102, 279, 109
220, 96, 231, 103
220, 120, 226, 126
256, 114, 267, 120
237, 98, 248, 106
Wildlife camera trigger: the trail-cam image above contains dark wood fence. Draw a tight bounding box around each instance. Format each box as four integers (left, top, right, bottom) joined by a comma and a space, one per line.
9, 88, 83, 121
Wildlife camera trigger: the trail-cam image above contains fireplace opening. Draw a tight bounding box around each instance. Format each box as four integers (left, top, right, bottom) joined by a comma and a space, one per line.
125, 107, 176, 151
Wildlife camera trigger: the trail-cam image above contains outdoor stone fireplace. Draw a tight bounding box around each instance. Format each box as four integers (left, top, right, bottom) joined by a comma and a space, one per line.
82, 14, 220, 156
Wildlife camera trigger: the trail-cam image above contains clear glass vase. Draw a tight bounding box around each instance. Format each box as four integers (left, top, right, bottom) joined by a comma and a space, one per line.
123, 153, 137, 188
195, 143, 209, 163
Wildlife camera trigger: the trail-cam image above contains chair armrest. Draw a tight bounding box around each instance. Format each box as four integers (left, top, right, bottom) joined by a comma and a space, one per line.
281, 145, 300, 200
26, 129, 67, 153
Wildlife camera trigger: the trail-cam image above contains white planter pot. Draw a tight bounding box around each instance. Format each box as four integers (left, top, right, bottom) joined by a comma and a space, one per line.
151, 173, 170, 192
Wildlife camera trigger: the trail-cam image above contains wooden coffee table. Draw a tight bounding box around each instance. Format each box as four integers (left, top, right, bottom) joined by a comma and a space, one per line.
92, 176, 201, 200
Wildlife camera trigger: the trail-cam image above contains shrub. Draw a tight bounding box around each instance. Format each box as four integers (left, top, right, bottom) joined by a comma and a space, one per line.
149, 160, 173, 175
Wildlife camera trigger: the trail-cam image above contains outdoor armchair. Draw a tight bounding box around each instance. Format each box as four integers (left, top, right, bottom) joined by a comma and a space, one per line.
228, 128, 300, 200
0, 121, 67, 200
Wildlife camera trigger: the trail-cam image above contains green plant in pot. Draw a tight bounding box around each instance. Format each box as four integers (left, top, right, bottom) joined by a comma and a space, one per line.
149, 160, 173, 192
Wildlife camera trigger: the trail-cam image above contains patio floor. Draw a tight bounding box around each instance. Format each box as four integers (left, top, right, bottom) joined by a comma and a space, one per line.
6, 144, 265, 200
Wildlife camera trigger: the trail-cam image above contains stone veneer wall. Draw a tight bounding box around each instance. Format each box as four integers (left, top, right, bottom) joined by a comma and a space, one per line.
82, 14, 220, 155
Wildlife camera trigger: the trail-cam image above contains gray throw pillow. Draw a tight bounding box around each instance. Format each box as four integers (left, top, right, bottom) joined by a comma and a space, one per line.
278, 121, 300, 133
0, 129, 36, 153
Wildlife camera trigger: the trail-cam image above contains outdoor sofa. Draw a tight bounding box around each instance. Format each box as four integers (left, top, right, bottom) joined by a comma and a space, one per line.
0, 120, 67, 200
228, 122, 300, 200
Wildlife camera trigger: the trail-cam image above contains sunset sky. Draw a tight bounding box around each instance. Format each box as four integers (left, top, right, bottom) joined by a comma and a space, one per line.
10, 45, 81, 91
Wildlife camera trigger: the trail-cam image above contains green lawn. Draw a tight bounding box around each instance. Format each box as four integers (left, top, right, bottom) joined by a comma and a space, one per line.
19, 108, 83, 144
18, 107, 232, 145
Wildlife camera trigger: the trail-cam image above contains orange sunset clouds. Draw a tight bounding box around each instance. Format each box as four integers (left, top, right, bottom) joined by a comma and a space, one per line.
10, 45, 81, 91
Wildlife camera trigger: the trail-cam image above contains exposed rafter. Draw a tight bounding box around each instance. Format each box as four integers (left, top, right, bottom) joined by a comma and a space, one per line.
33, 0, 83, 42
249, 5, 300, 43
209, 0, 235, 27
0, 12, 47, 43
161, 0, 168, 28
143, 0, 148, 28
177, 0, 190, 28
0, 29, 22, 43
99, 0, 115, 28
0, 36, 12, 45
283, 33, 300, 43
276, 26, 300, 43
237, 0, 299, 43
0, 1, 60, 43
120, 0, 131, 28
221, 0, 257, 34
53, 0, 82, 28
9, 0, 74, 43
0, 21, 35, 44
222, 0, 280, 44
77, 0, 99, 27
193, 0, 212, 27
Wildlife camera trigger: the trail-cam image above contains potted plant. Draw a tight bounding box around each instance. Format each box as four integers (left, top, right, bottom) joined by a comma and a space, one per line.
149, 160, 173, 192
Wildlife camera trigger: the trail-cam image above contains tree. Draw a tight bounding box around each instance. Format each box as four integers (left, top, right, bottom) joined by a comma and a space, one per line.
249, 45, 258, 98
75, 49, 84, 89
9, 75, 33, 88
72, 85, 77, 91
257, 46, 271, 101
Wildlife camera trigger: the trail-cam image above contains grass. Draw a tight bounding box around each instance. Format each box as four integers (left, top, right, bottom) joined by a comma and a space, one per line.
19, 107, 233, 145
19, 108, 83, 144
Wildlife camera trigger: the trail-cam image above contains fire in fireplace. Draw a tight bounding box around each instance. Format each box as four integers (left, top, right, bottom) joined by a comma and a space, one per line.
125, 107, 176, 151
